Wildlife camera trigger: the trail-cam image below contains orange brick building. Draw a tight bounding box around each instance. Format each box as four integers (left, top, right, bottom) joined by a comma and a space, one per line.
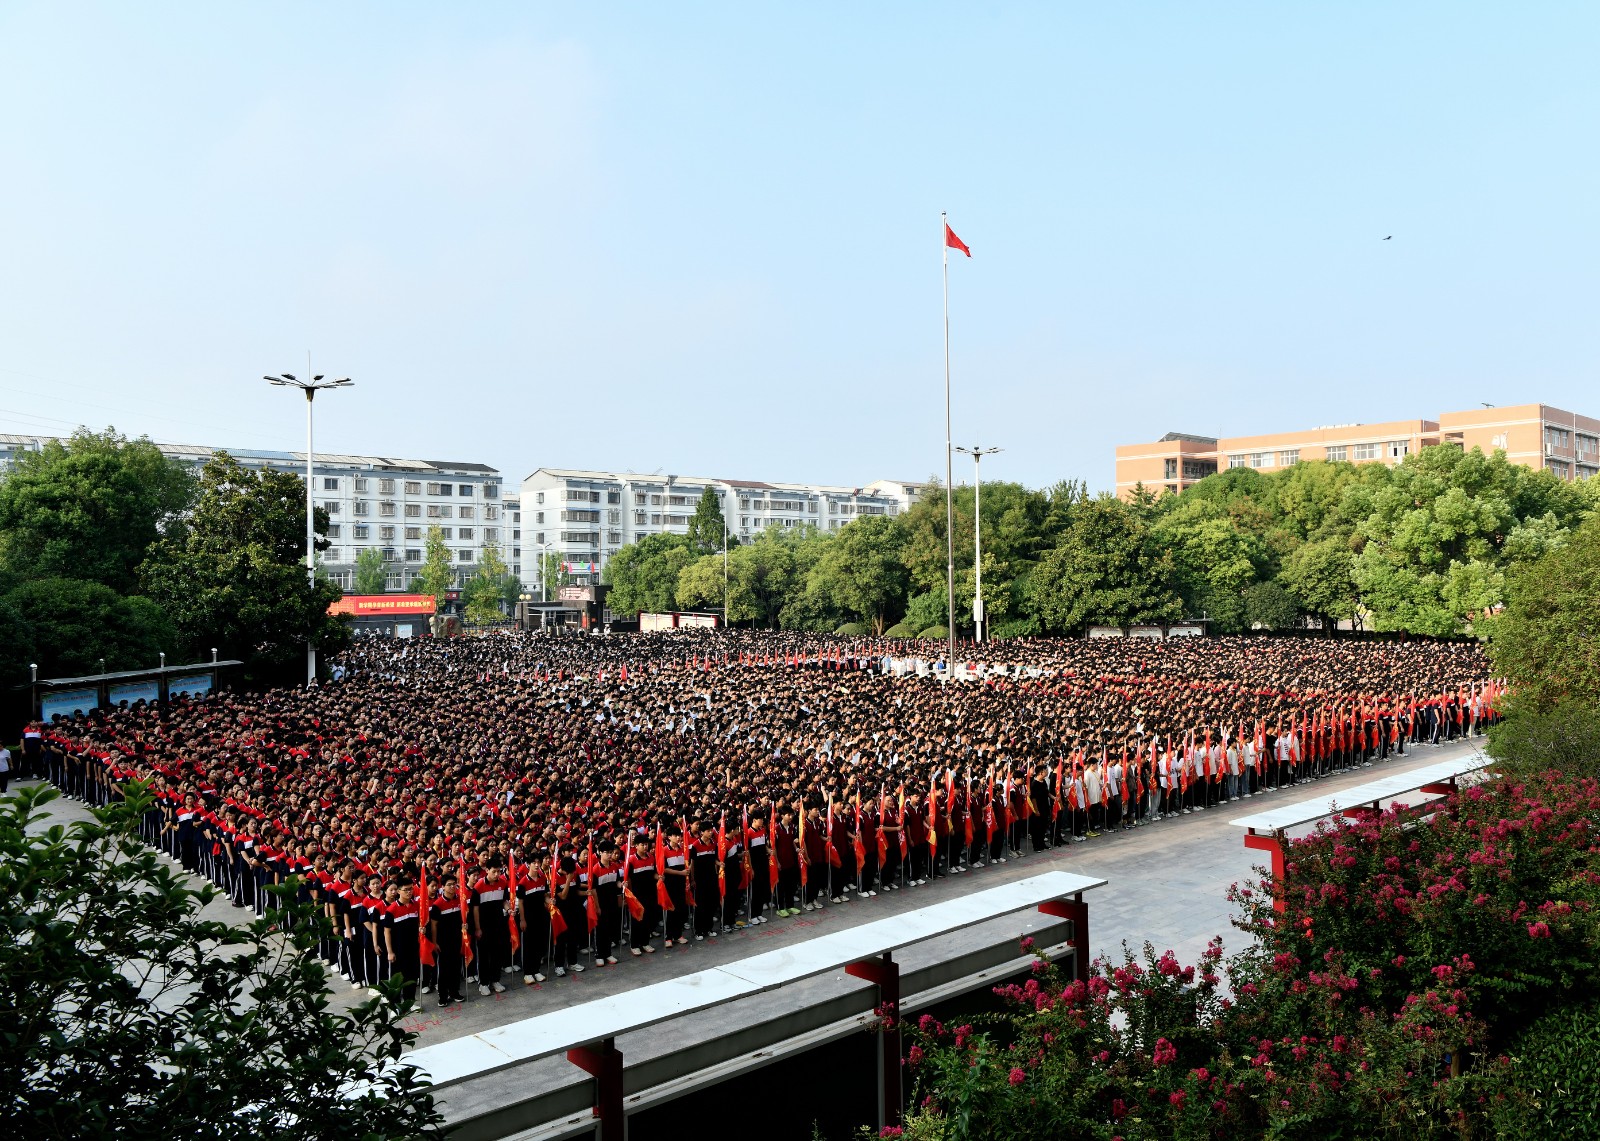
1115, 403, 1600, 498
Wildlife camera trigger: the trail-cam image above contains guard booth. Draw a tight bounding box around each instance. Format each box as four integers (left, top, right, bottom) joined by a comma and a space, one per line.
520, 584, 610, 631
27, 657, 242, 724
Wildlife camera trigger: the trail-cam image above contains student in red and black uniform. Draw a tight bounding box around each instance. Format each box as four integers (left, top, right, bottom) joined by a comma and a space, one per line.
662, 826, 690, 945
552, 855, 587, 977
384, 881, 421, 1010
626, 833, 659, 955
429, 878, 466, 1007
691, 823, 721, 940
745, 814, 772, 924
470, 861, 512, 995
591, 843, 623, 965
801, 804, 828, 910
772, 808, 800, 916
517, 853, 550, 984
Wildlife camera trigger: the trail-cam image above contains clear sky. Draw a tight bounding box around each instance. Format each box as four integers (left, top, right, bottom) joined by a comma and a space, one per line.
2, 3, 1597, 493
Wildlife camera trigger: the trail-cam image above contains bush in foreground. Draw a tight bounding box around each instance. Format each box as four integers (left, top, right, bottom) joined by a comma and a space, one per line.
897, 770, 1600, 1140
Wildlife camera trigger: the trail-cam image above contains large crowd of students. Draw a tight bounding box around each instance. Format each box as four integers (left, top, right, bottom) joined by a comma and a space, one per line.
24, 629, 1496, 1010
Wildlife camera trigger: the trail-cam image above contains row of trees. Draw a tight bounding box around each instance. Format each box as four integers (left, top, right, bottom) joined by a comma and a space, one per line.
603, 445, 1598, 638
0, 429, 524, 685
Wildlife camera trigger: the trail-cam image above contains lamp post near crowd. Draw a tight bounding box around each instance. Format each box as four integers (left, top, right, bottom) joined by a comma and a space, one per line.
954, 445, 1002, 643
265, 368, 353, 685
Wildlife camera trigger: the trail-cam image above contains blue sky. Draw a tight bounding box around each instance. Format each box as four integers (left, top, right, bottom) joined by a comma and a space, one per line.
2, 3, 1598, 493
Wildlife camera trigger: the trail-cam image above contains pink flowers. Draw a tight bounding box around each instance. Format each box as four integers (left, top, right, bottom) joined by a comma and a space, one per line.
1169, 1090, 1187, 1108
906, 1045, 923, 1067
1008, 1067, 1026, 1086
1152, 1037, 1178, 1066
1527, 921, 1552, 938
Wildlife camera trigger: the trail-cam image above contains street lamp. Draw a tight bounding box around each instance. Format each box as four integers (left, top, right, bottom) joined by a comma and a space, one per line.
955, 445, 1002, 643
265, 370, 353, 685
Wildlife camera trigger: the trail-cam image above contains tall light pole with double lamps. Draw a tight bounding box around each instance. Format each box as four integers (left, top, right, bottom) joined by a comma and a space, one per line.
265, 370, 353, 685
954, 445, 1002, 643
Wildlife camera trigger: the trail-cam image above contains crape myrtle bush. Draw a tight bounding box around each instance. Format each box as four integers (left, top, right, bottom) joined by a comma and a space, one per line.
896, 771, 1600, 1141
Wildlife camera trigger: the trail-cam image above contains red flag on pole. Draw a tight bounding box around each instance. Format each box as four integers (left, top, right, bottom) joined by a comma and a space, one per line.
418, 866, 437, 968
585, 840, 600, 932
507, 853, 521, 954
717, 818, 728, 898
457, 860, 475, 967
547, 849, 568, 940
944, 222, 971, 257
656, 826, 673, 911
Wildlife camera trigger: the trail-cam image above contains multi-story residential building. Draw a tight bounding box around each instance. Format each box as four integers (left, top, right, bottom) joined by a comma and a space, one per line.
520, 468, 908, 583
0, 434, 506, 592
1114, 402, 1600, 498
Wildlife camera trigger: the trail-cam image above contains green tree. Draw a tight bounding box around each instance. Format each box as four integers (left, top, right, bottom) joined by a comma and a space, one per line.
413, 525, 456, 604
807, 515, 908, 634
138, 453, 347, 684
0, 428, 194, 594
602, 533, 695, 616
1488, 513, 1600, 713
685, 486, 736, 556
2, 784, 442, 1138
463, 541, 513, 624
5, 578, 176, 678
1025, 495, 1180, 633
1243, 580, 1300, 630
674, 553, 731, 615
1280, 537, 1360, 631
0, 597, 37, 687
352, 547, 388, 595
1150, 497, 1271, 633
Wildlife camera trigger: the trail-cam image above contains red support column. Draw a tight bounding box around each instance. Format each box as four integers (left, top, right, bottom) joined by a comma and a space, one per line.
846, 951, 902, 1132
567, 1037, 625, 1141
1038, 893, 1090, 983
1243, 831, 1286, 914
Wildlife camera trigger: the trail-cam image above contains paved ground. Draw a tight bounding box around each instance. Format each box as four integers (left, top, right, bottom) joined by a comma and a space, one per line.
18, 735, 1489, 1050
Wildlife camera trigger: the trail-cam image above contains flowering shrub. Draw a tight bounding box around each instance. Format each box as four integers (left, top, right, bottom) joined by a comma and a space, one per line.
893, 771, 1600, 1140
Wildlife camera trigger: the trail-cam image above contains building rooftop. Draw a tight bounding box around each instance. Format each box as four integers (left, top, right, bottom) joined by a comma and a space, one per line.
1159, 432, 1219, 445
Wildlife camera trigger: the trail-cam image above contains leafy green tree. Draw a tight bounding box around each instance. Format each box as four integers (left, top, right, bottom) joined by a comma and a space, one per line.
602, 533, 695, 616
1487, 702, 1600, 783
807, 515, 908, 634
1243, 580, 1300, 630
463, 541, 514, 624
1026, 496, 1180, 632
1, 784, 442, 1139
733, 527, 824, 628
1150, 497, 1271, 633
1279, 537, 1360, 631
685, 486, 736, 556
0, 428, 194, 594
535, 549, 570, 600
902, 589, 949, 634
138, 453, 347, 684
1488, 513, 1600, 713
5, 578, 176, 678
352, 547, 388, 595
0, 597, 37, 687
675, 553, 731, 615
413, 525, 455, 604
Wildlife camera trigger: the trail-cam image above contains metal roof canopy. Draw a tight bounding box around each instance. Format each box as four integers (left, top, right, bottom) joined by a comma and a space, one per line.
35, 661, 244, 688
405, 869, 1105, 1090
1229, 754, 1492, 836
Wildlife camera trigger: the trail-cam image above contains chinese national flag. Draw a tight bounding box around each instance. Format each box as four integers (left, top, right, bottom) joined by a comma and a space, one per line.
945, 222, 971, 257
457, 860, 474, 966
418, 867, 437, 968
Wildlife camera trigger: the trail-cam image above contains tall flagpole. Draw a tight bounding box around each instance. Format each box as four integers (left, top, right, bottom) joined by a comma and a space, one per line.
942, 212, 956, 683
934, 209, 947, 681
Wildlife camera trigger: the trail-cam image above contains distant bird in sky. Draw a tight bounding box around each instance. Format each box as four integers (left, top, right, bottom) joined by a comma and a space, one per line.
1383, 235, 1392, 240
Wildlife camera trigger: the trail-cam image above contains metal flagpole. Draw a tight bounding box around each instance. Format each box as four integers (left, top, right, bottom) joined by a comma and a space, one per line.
942, 212, 956, 683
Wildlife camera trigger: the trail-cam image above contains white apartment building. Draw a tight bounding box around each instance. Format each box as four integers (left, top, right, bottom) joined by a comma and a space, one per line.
520, 468, 911, 584
0, 434, 508, 593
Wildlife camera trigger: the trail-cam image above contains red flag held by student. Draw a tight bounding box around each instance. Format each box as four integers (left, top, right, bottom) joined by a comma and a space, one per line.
418, 866, 437, 968
457, 860, 475, 967
655, 826, 672, 911
585, 839, 600, 932
507, 852, 521, 954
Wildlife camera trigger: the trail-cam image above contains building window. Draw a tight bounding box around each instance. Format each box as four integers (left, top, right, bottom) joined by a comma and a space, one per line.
380, 547, 396, 561
1325, 445, 1348, 462
1163, 458, 1178, 480
1545, 426, 1572, 451
485, 528, 498, 542
458, 550, 474, 562
379, 478, 396, 494
458, 484, 474, 497
484, 484, 498, 498
536, 532, 545, 543
385, 572, 403, 591
438, 527, 453, 540
353, 478, 368, 492
404, 504, 421, 518
1577, 434, 1599, 461
607, 491, 621, 504
1388, 441, 1409, 460
1279, 450, 1299, 466
405, 548, 422, 562
536, 491, 545, 504
378, 501, 396, 517
322, 501, 340, 514
322, 477, 340, 491
352, 500, 370, 516
1227, 455, 1247, 469
427, 504, 452, 519
1353, 443, 1381, 461
405, 526, 421, 540
1547, 459, 1572, 479
608, 530, 622, 544
485, 506, 499, 521
353, 524, 370, 540
459, 506, 476, 520
458, 527, 474, 540
1249, 452, 1273, 468
326, 524, 342, 538
405, 481, 422, 495
379, 525, 395, 540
